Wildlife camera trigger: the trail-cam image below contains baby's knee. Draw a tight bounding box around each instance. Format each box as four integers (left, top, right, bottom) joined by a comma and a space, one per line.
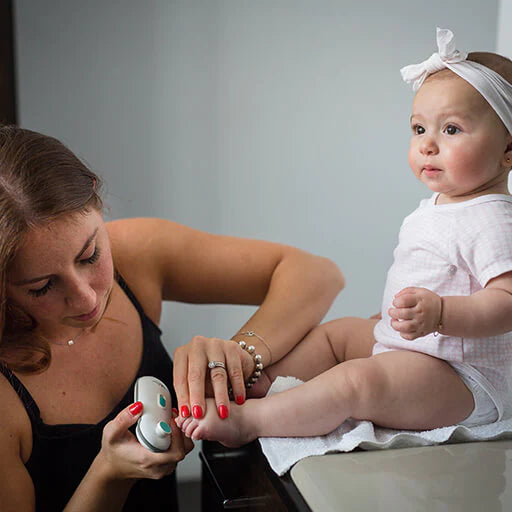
322, 316, 374, 361
337, 358, 390, 409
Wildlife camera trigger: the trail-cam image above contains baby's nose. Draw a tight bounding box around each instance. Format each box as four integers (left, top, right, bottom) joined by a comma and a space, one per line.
420, 136, 438, 155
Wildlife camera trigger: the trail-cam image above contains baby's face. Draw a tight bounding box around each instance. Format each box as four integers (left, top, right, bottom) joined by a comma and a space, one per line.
408, 73, 511, 203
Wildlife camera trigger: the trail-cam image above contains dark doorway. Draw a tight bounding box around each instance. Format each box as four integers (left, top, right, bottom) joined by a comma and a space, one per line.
0, 0, 17, 124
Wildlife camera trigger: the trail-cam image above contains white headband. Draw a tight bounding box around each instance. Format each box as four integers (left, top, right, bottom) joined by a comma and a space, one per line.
400, 28, 512, 135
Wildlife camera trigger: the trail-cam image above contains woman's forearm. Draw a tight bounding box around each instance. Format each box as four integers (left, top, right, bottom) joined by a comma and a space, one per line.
232, 252, 344, 366
63, 453, 136, 512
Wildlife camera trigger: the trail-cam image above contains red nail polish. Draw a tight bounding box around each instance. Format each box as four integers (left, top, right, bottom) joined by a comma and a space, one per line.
192, 405, 203, 419
129, 401, 143, 416
181, 405, 190, 418
172, 407, 179, 415
235, 395, 245, 405
218, 405, 229, 419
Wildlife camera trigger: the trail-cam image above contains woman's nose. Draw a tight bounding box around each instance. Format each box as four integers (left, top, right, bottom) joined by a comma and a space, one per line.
65, 277, 96, 311
420, 136, 439, 155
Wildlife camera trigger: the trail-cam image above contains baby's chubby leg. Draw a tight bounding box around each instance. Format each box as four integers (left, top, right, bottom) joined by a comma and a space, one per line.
176, 317, 377, 445
250, 316, 378, 398
176, 350, 474, 445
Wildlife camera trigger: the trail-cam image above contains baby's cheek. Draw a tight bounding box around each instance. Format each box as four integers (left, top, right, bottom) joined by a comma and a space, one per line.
407, 146, 419, 174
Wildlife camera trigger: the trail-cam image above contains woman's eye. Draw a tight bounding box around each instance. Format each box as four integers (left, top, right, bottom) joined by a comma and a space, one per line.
29, 280, 53, 298
444, 125, 460, 135
412, 124, 425, 135
80, 247, 100, 265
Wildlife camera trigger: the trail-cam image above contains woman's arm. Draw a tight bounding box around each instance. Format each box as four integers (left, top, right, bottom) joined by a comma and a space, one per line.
0, 374, 36, 511
108, 218, 344, 330
64, 405, 190, 512
0, 381, 191, 512
107, 218, 344, 416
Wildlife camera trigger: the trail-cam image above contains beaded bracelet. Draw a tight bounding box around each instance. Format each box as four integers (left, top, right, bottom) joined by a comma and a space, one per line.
235, 340, 264, 389
238, 330, 273, 365
433, 296, 444, 337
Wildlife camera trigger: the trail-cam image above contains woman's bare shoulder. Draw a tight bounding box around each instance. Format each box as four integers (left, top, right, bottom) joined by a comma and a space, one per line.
0, 370, 32, 463
106, 218, 167, 323
106, 217, 160, 249
0, 371, 35, 508
106, 217, 175, 258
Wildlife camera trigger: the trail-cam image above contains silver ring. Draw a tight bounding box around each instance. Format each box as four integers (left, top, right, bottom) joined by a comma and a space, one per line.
208, 360, 226, 370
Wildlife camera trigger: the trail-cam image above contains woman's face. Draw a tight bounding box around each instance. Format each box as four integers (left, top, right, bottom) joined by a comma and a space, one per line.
6, 209, 114, 339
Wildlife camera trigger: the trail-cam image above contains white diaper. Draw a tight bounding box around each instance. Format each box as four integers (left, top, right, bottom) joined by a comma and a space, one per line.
451, 362, 500, 427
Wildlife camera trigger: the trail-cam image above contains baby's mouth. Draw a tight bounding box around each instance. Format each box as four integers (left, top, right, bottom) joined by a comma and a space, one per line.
422, 166, 442, 176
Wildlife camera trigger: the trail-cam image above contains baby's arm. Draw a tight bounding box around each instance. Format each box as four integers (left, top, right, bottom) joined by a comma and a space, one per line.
389, 272, 512, 339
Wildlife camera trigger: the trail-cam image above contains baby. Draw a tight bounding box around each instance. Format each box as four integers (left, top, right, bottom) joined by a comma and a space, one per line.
176, 29, 512, 447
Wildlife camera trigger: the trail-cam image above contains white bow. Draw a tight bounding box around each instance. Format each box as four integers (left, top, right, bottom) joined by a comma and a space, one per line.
401, 28, 468, 91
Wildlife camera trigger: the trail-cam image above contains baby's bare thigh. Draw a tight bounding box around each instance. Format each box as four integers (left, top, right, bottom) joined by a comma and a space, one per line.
266, 317, 377, 383
347, 350, 475, 429
322, 316, 378, 362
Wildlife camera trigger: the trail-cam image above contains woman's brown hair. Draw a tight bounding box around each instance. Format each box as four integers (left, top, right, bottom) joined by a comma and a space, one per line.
0, 125, 103, 373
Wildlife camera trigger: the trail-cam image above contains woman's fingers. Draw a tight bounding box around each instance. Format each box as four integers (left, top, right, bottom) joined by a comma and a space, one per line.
103, 402, 142, 444
100, 403, 188, 481
174, 335, 257, 422
173, 345, 192, 418
225, 345, 246, 406
186, 338, 208, 419
163, 409, 191, 470
127, 409, 190, 479
208, 361, 230, 419
205, 338, 236, 419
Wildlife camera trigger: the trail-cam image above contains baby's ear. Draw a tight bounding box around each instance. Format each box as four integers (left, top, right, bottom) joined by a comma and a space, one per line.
503, 134, 512, 168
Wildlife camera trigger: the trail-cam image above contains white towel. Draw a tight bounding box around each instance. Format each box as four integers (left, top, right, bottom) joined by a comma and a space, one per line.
258, 376, 512, 476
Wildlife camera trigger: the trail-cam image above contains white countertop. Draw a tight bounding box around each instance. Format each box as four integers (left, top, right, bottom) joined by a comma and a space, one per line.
290, 441, 512, 511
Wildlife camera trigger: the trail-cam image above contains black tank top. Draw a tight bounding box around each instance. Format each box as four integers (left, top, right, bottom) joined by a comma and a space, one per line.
1, 276, 179, 511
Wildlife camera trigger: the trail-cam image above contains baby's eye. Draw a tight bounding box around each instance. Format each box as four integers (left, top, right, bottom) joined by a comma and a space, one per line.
412, 124, 425, 135
444, 125, 460, 135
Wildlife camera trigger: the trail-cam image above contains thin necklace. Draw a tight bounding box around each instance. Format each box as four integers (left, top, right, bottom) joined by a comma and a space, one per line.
44, 293, 110, 348
46, 328, 87, 347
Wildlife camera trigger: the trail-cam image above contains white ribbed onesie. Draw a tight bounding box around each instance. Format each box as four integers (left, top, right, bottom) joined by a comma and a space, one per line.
373, 193, 512, 420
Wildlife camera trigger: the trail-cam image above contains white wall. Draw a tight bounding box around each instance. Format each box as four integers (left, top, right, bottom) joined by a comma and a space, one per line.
498, 0, 512, 190
15, 0, 499, 481
498, 0, 512, 54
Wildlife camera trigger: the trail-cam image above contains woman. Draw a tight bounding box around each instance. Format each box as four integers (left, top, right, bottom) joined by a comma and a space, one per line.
0, 126, 343, 511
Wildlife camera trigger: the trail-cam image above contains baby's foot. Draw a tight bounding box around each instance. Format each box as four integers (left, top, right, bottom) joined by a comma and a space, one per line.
176, 398, 255, 448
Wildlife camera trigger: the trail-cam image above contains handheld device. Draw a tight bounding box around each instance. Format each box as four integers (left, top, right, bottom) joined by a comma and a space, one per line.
134, 376, 172, 452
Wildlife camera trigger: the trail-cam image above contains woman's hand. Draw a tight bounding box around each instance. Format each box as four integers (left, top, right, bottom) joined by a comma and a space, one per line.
388, 287, 442, 340
97, 403, 194, 482
173, 336, 255, 421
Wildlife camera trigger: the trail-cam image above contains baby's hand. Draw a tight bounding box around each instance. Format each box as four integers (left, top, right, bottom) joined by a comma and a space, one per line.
388, 287, 442, 340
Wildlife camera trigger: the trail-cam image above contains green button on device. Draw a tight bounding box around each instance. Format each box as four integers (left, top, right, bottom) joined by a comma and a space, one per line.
159, 421, 171, 434
158, 394, 166, 407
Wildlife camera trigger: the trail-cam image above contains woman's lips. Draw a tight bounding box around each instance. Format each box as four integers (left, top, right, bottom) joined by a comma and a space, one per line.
71, 304, 100, 322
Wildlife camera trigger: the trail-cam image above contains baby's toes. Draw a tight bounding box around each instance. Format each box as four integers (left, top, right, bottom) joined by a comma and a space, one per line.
189, 422, 204, 441
177, 417, 195, 435
174, 415, 185, 429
